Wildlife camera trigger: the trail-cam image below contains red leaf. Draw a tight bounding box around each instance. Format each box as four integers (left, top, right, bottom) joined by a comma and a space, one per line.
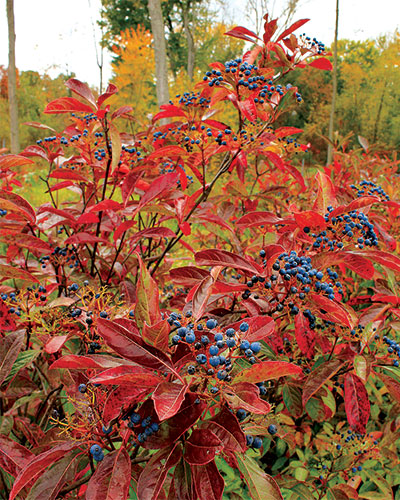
136, 172, 179, 211
263, 18, 278, 43
238, 97, 257, 122
191, 275, 217, 321
184, 429, 222, 465
0, 330, 24, 385
344, 373, 370, 434
121, 171, 143, 205
294, 210, 327, 230
195, 249, 263, 275
86, 449, 131, 500
196, 213, 234, 233
229, 317, 274, 344
22, 121, 56, 132
152, 382, 188, 421
9, 442, 81, 500
21, 144, 49, 161
294, 314, 315, 358
97, 83, 118, 108
274, 126, 303, 138
235, 211, 284, 228
0, 190, 36, 222
1, 233, 53, 254
192, 460, 224, 500
89, 199, 121, 212
90, 365, 162, 386
363, 250, 400, 273
44, 97, 94, 114
0, 435, 34, 477
76, 212, 100, 224
308, 292, 355, 327
224, 382, 271, 414
135, 255, 161, 328
313, 171, 336, 214
329, 196, 380, 219
137, 445, 182, 500
264, 150, 285, 170
50, 354, 133, 371
201, 407, 246, 453
312, 251, 375, 280
276, 18, 310, 41
65, 232, 108, 245
308, 57, 333, 70
376, 371, 400, 405
44, 335, 68, 354
111, 105, 133, 120
142, 320, 170, 352
103, 386, 150, 426
234, 361, 302, 384
130, 226, 176, 245
224, 26, 260, 43
153, 104, 186, 122
148, 146, 187, 160
0, 154, 34, 169
65, 78, 97, 108
302, 359, 343, 407
97, 319, 180, 378
49, 169, 88, 181
0, 264, 39, 283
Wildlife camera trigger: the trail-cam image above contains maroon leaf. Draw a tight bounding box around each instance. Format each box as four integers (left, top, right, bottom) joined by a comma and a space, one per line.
313, 171, 336, 214
234, 361, 302, 384
276, 18, 310, 42
344, 373, 370, 434
376, 371, 400, 405
184, 429, 222, 465
192, 460, 224, 500
263, 18, 278, 43
0, 435, 34, 477
49, 354, 132, 371
65, 78, 97, 107
24, 451, 80, 500
152, 382, 188, 421
9, 442, 81, 500
90, 366, 162, 386
111, 105, 133, 120
311, 251, 375, 280
302, 359, 343, 407
86, 449, 131, 500
0, 264, 39, 284
44, 97, 94, 114
195, 249, 262, 275
142, 320, 170, 352
103, 386, 150, 426
137, 444, 182, 500
0, 330, 24, 385
223, 382, 271, 414
192, 275, 216, 321
97, 319, 180, 378
143, 394, 206, 449
170, 266, 210, 286
201, 407, 246, 453
308, 292, 355, 327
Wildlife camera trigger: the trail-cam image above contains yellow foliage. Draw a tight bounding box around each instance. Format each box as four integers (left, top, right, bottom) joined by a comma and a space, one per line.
110, 26, 157, 126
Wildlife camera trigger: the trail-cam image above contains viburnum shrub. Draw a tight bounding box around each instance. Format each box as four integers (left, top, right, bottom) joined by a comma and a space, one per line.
1, 13, 400, 500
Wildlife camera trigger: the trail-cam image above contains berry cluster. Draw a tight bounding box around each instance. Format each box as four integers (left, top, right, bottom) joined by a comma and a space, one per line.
350, 180, 390, 201
299, 34, 326, 54
39, 245, 80, 270
0, 209, 7, 217
383, 335, 400, 366
305, 207, 379, 250
127, 411, 160, 444
174, 91, 211, 108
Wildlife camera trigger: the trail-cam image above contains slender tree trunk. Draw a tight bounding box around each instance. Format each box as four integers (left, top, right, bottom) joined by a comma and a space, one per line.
6, 0, 19, 153
182, 3, 195, 81
373, 80, 388, 143
147, 0, 170, 107
326, 0, 339, 165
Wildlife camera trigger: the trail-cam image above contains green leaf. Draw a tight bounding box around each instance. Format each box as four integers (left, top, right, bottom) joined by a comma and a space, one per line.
3, 350, 39, 385
236, 455, 283, 500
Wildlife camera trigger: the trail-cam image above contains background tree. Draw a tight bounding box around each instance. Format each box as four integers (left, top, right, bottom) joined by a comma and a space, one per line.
326, 0, 339, 165
6, 0, 19, 153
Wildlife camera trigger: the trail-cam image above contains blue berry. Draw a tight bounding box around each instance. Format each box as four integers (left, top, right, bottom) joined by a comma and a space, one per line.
268, 424, 277, 435
90, 444, 102, 455
185, 333, 196, 343
78, 384, 87, 393
240, 340, 250, 350
239, 322, 249, 332
236, 409, 247, 421
102, 425, 112, 434
209, 345, 219, 356
206, 319, 218, 329
250, 342, 261, 354
196, 354, 207, 364
226, 338, 236, 348
209, 356, 220, 367
246, 435, 254, 446
217, 370, 227, 380
214, 333, 223, 341
253, 437, 263, 449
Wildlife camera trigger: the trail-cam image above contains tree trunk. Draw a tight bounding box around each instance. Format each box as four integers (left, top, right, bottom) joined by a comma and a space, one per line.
182, 3, 195, 81
147, 0, 170, 107
326, 0, 339, 165
6, 0, 19, 153
373, 79, 388, 143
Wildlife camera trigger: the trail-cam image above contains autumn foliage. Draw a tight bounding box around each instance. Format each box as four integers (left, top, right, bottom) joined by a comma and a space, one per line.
1, 14, 400, 500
